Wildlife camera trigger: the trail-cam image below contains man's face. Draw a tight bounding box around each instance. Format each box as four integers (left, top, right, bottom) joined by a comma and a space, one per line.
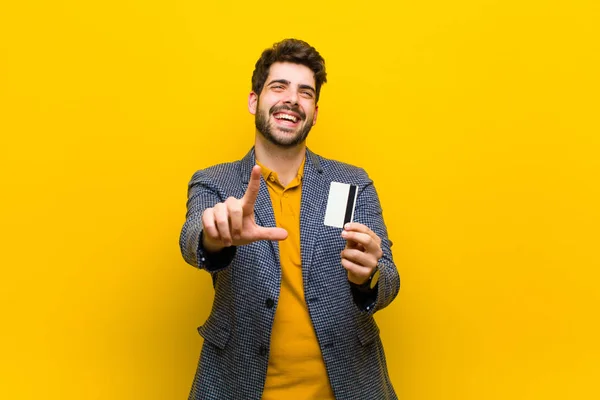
249, 62, 319, 148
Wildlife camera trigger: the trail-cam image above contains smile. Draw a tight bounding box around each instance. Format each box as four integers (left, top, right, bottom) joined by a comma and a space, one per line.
273, 112, 299, 123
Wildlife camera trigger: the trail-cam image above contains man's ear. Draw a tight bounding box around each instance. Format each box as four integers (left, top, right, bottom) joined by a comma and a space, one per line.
312, 104, 319, 126
248, 92, 258, 115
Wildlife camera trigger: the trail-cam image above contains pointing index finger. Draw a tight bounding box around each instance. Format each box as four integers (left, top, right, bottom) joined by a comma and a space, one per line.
242, 165, 261, 213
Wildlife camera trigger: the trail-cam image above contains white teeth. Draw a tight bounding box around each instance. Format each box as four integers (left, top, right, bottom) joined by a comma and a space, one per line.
275, 113, 297, 122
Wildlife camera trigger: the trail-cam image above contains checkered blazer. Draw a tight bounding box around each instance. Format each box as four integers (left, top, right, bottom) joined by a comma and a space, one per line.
180, 147, 400, 400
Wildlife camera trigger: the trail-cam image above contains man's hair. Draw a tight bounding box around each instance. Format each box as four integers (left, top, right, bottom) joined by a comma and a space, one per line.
251, 38, 327, 103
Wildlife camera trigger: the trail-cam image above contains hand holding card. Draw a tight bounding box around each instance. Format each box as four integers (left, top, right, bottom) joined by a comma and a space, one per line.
341, 222, 383, 286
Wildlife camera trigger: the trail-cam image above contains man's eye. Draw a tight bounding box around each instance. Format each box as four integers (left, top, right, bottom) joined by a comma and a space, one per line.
301, 91, 313, 97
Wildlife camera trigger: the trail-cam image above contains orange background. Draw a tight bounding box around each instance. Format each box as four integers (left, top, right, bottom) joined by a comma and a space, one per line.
1, 0, 599, 398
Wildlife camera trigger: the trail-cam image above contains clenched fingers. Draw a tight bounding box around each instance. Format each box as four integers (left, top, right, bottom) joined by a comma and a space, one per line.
225, 196, 243, 240
341, 248, 378, 269
340, 258, 372, 284
213, 202, 232, 246
341, 230, 382, 258
344, 223, 382, 245
201, 208, 220, 241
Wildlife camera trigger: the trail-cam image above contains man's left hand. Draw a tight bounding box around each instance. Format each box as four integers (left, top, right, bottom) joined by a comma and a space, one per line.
341, 222, 383, 285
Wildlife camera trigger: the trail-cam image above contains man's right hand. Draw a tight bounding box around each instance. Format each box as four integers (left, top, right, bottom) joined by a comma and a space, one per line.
201, 165, 288, 253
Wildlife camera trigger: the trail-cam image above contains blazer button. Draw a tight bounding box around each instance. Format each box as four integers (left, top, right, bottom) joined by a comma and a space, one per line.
265, 298, 275, 309
259, 345, 268, 356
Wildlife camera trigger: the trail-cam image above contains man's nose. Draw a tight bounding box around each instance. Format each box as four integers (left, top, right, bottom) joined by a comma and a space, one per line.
284, 89, 299, 105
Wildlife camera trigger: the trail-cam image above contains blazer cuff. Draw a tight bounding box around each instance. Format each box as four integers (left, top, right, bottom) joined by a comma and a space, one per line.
197, 231, 236, 272
349, 281, 378, 312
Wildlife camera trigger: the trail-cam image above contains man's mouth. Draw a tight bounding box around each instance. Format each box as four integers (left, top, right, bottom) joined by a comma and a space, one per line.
272, 111, 301, 126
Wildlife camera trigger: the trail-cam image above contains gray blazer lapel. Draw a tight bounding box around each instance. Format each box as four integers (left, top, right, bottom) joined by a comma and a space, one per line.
240, 148, 280, 266
300, 149, 327, 282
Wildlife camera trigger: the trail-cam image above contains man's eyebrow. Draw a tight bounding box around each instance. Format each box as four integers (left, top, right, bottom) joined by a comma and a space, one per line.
267, 79, 290, 86
266, 80, 316, 94
298, 84, 316, 93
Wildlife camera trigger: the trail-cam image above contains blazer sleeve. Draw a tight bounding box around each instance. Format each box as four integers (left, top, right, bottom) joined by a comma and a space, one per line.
351, 171, 401, 314
179, 169, 237, 272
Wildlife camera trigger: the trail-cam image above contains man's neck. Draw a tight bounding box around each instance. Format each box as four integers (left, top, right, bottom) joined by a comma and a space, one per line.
254, 133, 306, 187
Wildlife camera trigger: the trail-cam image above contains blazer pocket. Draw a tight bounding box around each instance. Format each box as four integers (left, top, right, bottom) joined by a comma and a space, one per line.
357, 315, 381, 346
197, 319, 232, 350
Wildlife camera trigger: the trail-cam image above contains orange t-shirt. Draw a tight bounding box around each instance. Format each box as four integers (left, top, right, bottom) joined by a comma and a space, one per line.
257, 158, 335, 400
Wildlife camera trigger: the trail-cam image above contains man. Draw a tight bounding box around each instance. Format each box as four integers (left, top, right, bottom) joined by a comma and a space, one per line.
180, 38, 400, 400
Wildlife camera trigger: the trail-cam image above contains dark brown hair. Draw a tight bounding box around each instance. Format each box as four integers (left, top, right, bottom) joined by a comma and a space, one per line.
251, 38, 327, 103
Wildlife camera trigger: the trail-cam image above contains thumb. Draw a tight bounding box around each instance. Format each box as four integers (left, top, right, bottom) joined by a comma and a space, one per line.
255, 226, 288, 241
